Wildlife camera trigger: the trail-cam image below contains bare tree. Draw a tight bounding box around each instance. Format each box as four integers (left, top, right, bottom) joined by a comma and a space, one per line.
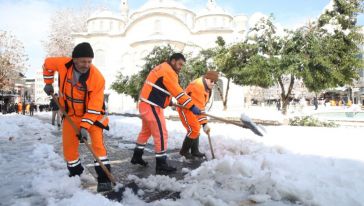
0, 31, 28, 91
42, 7, 93, 57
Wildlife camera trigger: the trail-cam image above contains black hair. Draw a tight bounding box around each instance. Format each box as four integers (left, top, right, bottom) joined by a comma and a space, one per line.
169, 53, 186, 62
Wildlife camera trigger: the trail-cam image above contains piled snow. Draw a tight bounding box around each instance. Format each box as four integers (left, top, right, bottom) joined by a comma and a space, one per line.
0, 114, 121, 206
1, 112, 364, 205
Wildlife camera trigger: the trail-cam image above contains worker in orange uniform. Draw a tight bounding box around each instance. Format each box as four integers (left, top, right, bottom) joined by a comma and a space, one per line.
131, 53, 202, 174
177, 71, 219, 159
18, 102, 22, 114
43, 42, 111, 192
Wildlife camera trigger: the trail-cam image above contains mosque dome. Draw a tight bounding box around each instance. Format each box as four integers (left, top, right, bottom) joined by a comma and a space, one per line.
87, 10, 125, 33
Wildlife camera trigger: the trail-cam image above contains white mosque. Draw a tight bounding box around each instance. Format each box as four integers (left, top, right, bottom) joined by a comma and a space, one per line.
36, 0, 251, 112
71, 0, 250, 113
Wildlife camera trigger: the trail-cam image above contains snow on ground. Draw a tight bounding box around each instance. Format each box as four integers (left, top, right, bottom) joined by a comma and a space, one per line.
1, 112, 364, 206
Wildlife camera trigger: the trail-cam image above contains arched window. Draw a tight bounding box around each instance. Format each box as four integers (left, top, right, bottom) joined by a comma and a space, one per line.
100, 20, 104, 31
154, 19, 161, 34
95, 50, 105, 66
109, 21, 113, 31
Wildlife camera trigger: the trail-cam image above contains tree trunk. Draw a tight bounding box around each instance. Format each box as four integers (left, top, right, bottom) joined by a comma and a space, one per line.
216, 78, 231, 111
223, 78, 231, 111
278, 75, 295, 115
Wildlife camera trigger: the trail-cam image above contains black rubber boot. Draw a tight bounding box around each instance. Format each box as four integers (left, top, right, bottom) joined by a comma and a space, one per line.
191, 137, 205, 158
179, 136, 193, 159
67, 161, 84, 177
131, 148, 148, 167
95, 164, 112, 192
155, 156, 176, 174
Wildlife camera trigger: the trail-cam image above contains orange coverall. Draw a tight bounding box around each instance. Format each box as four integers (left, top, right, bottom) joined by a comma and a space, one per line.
177, 77, 210, 139
137, 62, 194, 156
43, 57, 109, 171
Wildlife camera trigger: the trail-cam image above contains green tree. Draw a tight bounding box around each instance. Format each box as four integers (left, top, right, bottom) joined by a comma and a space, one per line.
242, 16, 300, 114
307, 0, 364, 97
180, 49, 215, 88
213, 36, 242, 110
111, 45, 175, 101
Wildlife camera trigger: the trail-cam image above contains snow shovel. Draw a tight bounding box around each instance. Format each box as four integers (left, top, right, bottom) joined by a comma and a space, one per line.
50, 94, 137, 200
208, 113, 264, 137
173, 104, 264, 137
206, 131, 215, 159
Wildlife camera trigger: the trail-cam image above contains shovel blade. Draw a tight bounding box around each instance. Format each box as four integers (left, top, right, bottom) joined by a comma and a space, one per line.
240, 114, 264, 137
103, 182, 139, 202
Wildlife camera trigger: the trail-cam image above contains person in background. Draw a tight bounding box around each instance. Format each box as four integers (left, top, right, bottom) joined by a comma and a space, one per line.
14, 103, 18, 114
30, 101, 35, 116
18, 102, 22, 114
26, 103, 30, 115
276, 99, 281, 111
313, 97, 318, 110
50, 93, 61, 127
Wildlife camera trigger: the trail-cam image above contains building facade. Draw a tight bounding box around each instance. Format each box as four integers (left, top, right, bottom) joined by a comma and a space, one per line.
70, 0, 248, 113
35, 71, 58, 105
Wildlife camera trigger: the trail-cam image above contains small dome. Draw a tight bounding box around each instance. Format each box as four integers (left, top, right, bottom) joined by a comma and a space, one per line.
88, 9, 123, 21
136, 0, 188, 12
197, 0, 229, 17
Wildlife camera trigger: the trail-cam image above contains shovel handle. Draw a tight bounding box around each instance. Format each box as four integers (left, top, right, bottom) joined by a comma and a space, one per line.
206, 132, 215, 159
173, 104, 245, 128
51, 94, 116, 185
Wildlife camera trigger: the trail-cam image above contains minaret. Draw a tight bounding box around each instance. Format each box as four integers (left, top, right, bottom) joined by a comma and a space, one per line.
207, 0, 217, 10
120, 0, 129, 20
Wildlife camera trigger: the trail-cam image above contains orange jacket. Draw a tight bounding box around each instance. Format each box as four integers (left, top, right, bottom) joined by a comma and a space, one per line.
18, 103, 22, 112
139, 62, 194, 109
178, 77, 210, 124
43, 57, 109, 130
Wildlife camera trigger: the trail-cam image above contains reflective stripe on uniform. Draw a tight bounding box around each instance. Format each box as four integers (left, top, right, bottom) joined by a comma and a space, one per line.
181, 110, 193, 137
43, 75, 54, 79
136, 143, 146, 149
87, 109, 101, 115
67, 159, 81, 167
94, 156, 110, 166
140, 98, 159, 107
176, 92, 184, 100
182, 98, 192, 107
81, 118, 93, 125
66, 95, 84, 103
145, 80, 171, 96
155, 151, 166, 157
198, 117, 208, 122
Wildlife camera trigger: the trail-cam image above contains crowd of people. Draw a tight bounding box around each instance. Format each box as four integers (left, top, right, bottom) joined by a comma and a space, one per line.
0, 101, 52, 115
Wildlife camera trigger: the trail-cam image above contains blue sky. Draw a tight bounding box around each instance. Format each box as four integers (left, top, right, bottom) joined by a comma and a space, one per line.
0, 0, 362, 78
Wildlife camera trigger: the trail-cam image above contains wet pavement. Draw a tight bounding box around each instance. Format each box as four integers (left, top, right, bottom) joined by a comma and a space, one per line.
35, 114, 205, 202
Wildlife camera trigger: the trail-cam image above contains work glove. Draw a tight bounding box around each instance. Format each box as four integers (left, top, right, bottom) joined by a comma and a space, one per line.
190, 105, 201, 115
43, 84, 54, 95
78, 127, 89, 143
203, 123, 211, 134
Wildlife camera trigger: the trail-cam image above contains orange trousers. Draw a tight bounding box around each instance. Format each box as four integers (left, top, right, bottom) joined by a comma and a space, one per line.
177, 108, 201, 139
136, 101, 168, 154
62, 115, 107, 162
